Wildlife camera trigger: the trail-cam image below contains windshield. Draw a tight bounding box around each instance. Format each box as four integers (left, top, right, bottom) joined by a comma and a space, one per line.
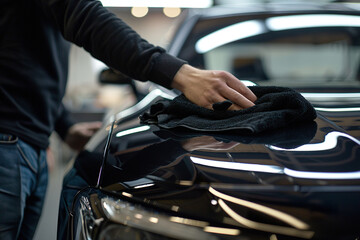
178, 13, 360, 89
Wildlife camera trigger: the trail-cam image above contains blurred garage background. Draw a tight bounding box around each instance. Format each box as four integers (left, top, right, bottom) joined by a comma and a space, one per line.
33, 0, 360, 239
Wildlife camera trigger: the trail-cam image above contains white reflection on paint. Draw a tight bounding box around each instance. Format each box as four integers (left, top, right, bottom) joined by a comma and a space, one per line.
301, 93, 360, 98
209, 187, 309, 230
284, 168, 360, 180
190, 156, 283, 174
190, 131, 360, 179
217, 199, 314, 238
315, 107, 360, 112
268, 131, 360, 152
133, 183, 155, 189
195, 20, 265, 53
266, 14, 360, 31
195, 14, 360, 55
116, 125, 150, 138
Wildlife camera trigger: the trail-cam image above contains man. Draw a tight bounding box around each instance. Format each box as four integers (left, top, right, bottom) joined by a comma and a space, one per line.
0, 0, 257, 239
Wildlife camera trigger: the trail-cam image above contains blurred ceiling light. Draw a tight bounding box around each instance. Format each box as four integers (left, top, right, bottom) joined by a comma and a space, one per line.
163, 7, 181, 18
100, 0, 213, 8
195, 20, 265, 53
131, 7, 148, 17
267, 14, 360, 31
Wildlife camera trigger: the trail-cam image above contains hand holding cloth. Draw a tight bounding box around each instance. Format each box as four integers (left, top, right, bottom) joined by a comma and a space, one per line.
140, 86, 317, 134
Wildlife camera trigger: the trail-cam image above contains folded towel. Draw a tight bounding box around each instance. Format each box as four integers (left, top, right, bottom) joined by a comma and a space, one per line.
154, 121, 317, 149
140, 86, 317, 134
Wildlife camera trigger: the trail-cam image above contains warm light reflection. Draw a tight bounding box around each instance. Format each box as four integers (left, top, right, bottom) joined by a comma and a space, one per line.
190, 156, 283, 174
105, 123, 118, 131
163, 7, 181, 18
149, 217, 159, 223
209, 187, 309, 230
270, 234, 278, 240
135, 213, 143, 219
178, 180, 193, 186
122, 192, 133, 198
195, 20, 265, 53
116, 125, 150, 138
266, 14, 360, 31
131, 7, 148, 18
268, 131, 360, 152
218, 199, 314, 238
169, 217, 209, 227
204, 226, 240, 235
100, 0, 213, 8
171, 205, 180, 212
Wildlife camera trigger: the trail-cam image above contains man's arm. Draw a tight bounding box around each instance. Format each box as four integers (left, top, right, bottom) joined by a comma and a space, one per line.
33, 0, 256, 109
32, 0, 185, 88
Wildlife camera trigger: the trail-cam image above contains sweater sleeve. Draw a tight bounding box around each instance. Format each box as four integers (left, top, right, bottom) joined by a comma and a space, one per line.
32, 0, 186, 89
54, 103, 76, 140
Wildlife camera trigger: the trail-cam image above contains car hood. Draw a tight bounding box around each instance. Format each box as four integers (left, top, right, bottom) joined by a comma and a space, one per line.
76, 111, 360, 239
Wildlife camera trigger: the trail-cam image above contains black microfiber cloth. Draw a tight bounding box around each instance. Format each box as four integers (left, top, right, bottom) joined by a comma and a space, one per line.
140, 86, 317, 134
154, 120, 317, 150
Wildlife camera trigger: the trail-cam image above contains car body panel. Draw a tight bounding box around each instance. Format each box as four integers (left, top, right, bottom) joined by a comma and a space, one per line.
58, 3, 360, 240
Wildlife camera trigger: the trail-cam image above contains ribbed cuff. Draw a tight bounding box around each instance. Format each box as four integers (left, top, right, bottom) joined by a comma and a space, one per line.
149, 53, 187, 89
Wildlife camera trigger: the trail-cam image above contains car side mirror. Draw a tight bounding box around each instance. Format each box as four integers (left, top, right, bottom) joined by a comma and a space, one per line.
98, 68, 145, 101
99, 68, 133, 85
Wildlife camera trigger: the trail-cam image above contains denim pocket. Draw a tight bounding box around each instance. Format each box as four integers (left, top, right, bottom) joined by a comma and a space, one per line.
0, 133, 18, 144
16, 139, 40, 175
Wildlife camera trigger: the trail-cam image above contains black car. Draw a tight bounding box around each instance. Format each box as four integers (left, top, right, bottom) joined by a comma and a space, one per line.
58, 2, 360, 240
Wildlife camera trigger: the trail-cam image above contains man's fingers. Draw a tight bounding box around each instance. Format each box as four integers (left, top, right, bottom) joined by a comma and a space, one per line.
219, 85, 255, 110
223, 72, 257, 103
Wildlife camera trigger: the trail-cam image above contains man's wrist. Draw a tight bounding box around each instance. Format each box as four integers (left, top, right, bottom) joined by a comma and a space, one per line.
172, 64, 197, 92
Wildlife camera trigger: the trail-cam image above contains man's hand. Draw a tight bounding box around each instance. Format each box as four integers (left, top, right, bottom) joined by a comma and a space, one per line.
172, 64, 257, 110
65, 121, 102, 151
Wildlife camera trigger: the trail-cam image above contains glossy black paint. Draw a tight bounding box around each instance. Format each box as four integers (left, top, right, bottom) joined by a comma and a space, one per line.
58, 111, 360, 239
58, 3, 360, 240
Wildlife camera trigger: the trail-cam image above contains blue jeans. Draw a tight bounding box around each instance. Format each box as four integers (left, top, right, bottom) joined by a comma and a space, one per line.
0, 133, 48, 240
57, 168, 89, 240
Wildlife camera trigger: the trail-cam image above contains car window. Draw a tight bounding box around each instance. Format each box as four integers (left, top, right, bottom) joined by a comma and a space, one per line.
178, 14, 360, 89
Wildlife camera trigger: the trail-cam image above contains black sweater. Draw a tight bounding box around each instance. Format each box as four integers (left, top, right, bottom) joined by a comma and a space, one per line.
0, 0, 185, 149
